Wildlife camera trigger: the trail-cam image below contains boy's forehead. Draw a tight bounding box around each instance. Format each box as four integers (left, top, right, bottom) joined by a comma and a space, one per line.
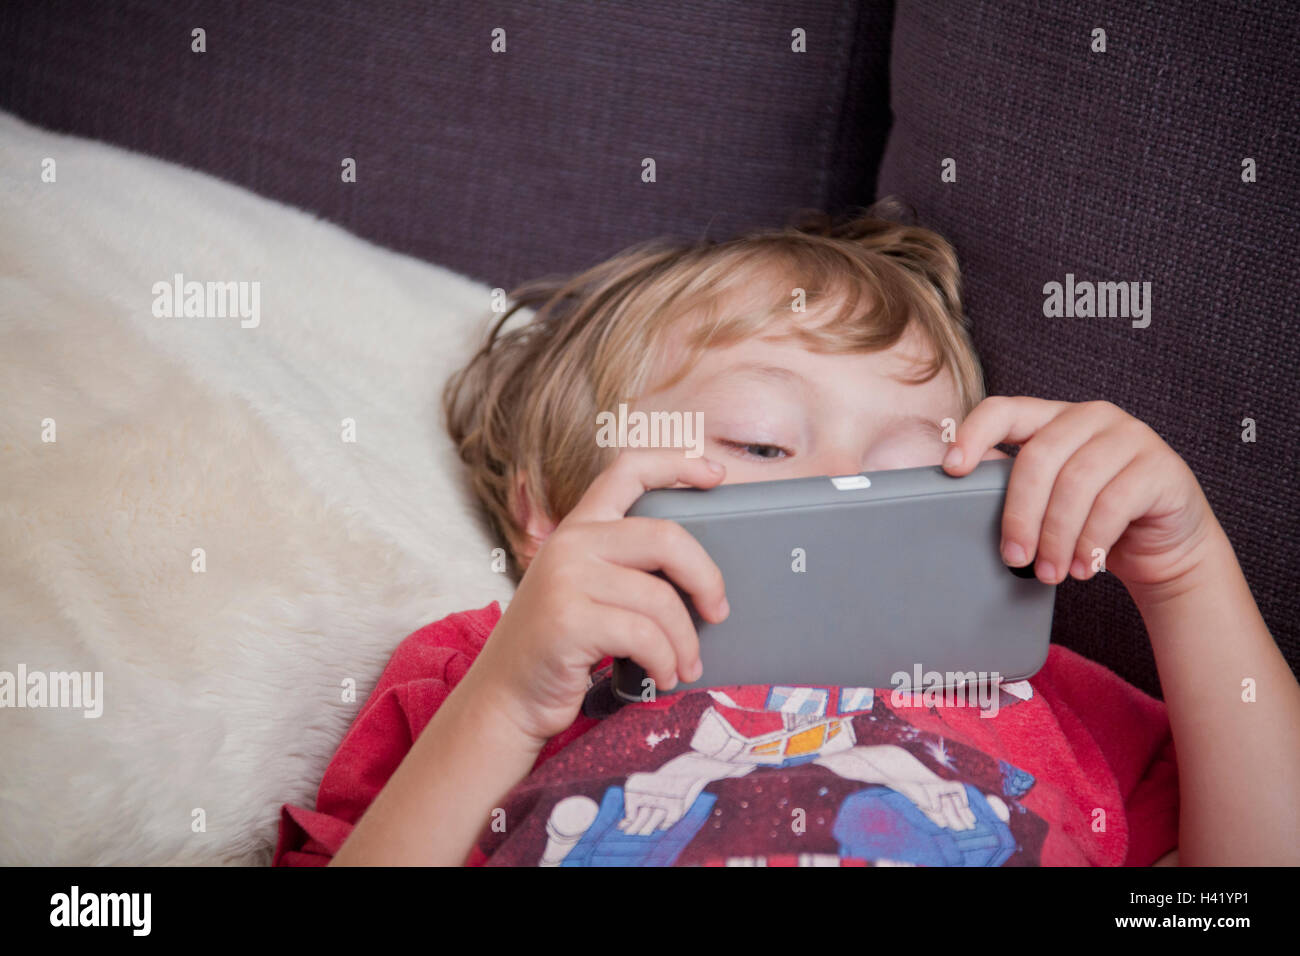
702, 331, 943, 386
652, 303, 941, 377
646, 322, 957, 410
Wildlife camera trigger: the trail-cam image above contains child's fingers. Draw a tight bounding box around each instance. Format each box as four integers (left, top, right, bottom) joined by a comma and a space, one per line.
586, 564, 702, 682
595, 517, 729, 623
1032, 428, 1141, 583
565, 448, 725, 525
1072, 458, 1163, 580
997, 403, 1119, 568
956, 400, 1118, 564
942, 396, 1073, 475
585, 602, 682, 692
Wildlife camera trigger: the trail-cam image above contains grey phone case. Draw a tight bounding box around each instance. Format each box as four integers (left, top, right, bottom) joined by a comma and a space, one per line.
612, 458, 1056, 702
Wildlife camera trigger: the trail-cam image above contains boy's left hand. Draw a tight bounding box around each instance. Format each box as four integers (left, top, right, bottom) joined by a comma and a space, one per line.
941, 397, 1221, 600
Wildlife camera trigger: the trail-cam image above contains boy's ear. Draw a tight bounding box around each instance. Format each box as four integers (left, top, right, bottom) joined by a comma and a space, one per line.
513, 470, 557, 570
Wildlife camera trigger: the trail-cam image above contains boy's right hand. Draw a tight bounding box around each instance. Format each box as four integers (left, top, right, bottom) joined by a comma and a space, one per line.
469, 449, 731, 747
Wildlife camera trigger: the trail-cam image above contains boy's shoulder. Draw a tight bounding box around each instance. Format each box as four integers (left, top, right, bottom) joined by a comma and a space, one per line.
376, 607, 1169, 770
371, 601, 504, 696
1034, 642, 1168, 726
1031, 642, 1175, 794
398, 601, 502, 655
382, 608, 1163, 716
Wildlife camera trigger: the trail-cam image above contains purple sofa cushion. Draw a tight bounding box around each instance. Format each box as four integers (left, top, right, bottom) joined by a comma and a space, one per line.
878, 0, 1300, 695
0, 0, 893, 289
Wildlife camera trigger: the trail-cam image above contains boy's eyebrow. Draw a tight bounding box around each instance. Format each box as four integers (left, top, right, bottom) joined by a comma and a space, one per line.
714, 362, 810, 390
704, 362, 945, 434
671, 361, 808, 406
881, 413, 945, 437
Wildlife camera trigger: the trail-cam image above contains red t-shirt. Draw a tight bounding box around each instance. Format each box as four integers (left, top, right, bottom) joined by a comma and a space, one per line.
273, 602, 1179, 867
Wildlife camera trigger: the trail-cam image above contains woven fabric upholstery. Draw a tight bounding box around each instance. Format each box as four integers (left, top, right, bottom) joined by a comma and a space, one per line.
0, 0, 893, 289
878, 0, 1300, 695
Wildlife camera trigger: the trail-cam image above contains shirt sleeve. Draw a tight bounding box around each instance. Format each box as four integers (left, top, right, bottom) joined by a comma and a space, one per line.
1036, 644, 1180, 867
272, 603, 501, 866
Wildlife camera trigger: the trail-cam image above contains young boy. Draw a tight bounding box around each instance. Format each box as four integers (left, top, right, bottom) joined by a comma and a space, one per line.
274, 206, 1300, 867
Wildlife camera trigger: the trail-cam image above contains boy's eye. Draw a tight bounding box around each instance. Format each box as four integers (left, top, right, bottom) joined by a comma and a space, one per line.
720, 440, 790, 461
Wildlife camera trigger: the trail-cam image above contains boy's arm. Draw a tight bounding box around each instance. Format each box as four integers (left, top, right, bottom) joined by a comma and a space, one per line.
330, 666, 543, 866
331, 450, 729, 866
1132, 523, 1300, 867
943, 396, 1300, 867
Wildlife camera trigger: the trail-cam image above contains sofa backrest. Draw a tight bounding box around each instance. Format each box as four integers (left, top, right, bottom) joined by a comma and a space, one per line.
4, 0, 1295, 696
0, 0, 892, 287
877, 0, 1300, 694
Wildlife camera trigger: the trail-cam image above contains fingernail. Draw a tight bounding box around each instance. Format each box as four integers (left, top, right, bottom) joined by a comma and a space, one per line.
1070, 558, 1086, 579
717, 597, 730, 620
1037, 561, 1057, 584
943, 446, 963, 469
1003, 541, 1026, 566
706, 459, 724, 474
688, 659, 703, 682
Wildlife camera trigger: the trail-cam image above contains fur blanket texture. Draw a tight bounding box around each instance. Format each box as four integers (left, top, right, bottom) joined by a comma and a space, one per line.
0, 110, 515, 864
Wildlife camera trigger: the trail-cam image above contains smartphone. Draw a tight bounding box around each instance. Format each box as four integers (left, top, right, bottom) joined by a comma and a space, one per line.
611, 458, 1055, 702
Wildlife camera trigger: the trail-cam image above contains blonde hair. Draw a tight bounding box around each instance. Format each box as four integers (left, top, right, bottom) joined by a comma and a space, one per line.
444, 200, 984, 575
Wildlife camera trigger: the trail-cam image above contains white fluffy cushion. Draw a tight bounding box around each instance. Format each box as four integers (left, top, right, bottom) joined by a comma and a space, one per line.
0, 111, 515, 864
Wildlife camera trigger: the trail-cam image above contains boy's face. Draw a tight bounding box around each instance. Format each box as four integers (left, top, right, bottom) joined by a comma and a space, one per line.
636, 322, 979, 484
514, 299, 1002, 568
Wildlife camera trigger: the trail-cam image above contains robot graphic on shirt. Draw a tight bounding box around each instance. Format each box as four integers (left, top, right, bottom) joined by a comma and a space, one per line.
539, 682, 1037, 866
